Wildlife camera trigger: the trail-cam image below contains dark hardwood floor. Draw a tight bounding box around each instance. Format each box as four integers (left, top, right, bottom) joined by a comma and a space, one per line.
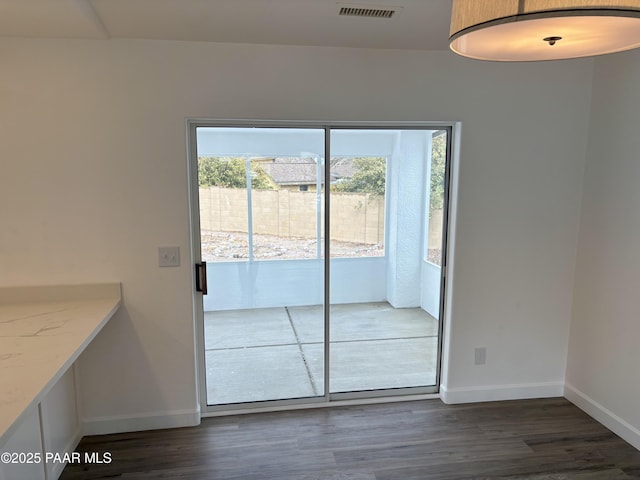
60, 398, 640, 479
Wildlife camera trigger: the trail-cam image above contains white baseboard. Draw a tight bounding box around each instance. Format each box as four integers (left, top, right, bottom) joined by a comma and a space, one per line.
82, 409, 200, 436
440, 381, 564, 404
564, 383, 640, 451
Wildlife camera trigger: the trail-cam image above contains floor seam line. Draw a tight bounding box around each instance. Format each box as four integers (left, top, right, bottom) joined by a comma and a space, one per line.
206, 342, 299, 352
285, 306, 318, 396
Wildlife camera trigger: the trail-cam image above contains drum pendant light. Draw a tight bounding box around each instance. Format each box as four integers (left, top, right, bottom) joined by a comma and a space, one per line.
449, 1, 640, 61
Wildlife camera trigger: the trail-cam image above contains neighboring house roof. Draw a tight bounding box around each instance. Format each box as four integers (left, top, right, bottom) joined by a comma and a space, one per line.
258, 157, 355, 186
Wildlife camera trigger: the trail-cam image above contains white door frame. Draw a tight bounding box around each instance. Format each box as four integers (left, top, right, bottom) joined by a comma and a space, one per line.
186, 119, 459, 416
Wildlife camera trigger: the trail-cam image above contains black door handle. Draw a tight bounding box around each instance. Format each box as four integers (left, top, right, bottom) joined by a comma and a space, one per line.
195, 262, 208, 295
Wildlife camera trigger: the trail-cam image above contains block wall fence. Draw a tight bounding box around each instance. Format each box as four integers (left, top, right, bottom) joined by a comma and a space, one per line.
199, 187, 385, 245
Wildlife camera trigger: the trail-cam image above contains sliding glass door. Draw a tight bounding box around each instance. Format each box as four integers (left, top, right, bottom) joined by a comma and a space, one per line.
189, 122, 450, 411
195, 127, 326, 405
328, 129, 443, 396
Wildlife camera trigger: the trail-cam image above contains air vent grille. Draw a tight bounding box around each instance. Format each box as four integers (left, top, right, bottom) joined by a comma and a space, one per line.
339, 6, 397, 18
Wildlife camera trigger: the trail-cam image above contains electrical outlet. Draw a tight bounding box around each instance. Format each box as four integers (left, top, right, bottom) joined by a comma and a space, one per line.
158, 246, 180, 267
474, 347, 486, 365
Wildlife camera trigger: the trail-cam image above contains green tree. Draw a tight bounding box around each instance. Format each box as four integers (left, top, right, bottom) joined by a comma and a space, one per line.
332, 157, 386, 196
198, 157, 274, 190
429, 133, 447, 211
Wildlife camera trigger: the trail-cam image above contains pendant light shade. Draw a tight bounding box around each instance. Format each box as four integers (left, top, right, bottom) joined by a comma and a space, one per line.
449, 1, 640, 61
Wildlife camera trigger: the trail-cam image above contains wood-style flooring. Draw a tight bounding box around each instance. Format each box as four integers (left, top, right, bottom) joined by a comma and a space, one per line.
60, 398, 640, 479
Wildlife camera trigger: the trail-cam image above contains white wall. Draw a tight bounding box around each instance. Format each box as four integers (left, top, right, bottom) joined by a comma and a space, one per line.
386, 130, 430, 308
565, 49, 640, 450
204, 257, 386, 311
421, 261, 441, 319
0, 38, 593, 430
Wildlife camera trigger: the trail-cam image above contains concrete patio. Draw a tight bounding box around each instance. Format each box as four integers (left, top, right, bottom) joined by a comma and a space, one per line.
204, 302, 439, 405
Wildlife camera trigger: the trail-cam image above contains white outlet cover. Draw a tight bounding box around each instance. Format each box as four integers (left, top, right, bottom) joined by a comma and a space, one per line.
474, 347, 487, 365
158, 246, 180, 267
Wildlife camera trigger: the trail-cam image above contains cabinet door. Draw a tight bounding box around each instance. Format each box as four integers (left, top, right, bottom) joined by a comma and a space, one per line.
0, 406, 45, 480
41, 368, 81, 480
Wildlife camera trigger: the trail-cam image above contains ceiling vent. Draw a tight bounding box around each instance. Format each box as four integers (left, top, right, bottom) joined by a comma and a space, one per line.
338, 4, 399, 18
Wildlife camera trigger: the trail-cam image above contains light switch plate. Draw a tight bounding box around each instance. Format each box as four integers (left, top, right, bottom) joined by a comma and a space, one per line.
158, 246, 180, 267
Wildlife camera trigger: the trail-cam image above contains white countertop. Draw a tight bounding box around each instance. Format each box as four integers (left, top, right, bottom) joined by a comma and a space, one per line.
0, 284, 121, 445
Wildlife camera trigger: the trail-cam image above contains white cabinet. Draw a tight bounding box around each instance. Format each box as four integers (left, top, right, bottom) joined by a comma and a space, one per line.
0, 406, 46, 480
41, 368, 82, 480
0, 367, 80, 480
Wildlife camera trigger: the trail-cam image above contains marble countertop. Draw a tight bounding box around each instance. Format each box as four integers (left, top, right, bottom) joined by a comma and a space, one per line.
0, 284, 121, 445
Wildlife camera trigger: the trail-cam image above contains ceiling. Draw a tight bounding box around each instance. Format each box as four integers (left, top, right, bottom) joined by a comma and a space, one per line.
0, 0, 453, 50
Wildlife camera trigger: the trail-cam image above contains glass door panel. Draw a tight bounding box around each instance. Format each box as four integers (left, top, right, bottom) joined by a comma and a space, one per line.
328, 129, 442, 394
196, 127, 325, 406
